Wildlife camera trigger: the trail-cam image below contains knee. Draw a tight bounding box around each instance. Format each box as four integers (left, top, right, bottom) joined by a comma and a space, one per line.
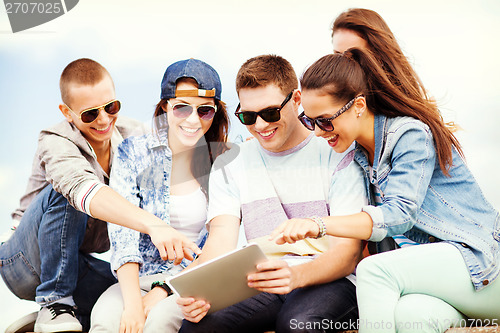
89, 284, 123, 332
395, 295, 433, 333
43, 186, 86, 221
395, 294, 460, 333
90, 307, 122, 332
144, 297, 183, 332
41, 185, 71, 213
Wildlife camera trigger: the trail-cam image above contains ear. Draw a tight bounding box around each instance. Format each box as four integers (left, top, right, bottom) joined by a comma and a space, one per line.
59, 104, 74, 123
292, 89, 302, 108
354, 96, 367, 114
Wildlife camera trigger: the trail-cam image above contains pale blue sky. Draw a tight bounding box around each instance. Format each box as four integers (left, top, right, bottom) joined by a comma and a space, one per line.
1, 0, 499, 329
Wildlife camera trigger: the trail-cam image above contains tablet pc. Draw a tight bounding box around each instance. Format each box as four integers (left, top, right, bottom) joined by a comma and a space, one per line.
167, 243, 268, 314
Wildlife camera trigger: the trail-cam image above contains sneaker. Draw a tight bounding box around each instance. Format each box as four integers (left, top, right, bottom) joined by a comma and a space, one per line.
34, 303, 82, 332
5, 311, 37, 333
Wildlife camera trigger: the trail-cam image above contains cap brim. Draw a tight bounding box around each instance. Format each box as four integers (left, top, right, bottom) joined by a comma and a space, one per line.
175, 89, 216, 98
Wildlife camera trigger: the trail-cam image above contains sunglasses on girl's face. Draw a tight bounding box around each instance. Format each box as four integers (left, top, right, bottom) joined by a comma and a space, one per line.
234, 91, 294, 125
298, 96, 358, 132
167, 100, 217, 120
67, 100, 121, 123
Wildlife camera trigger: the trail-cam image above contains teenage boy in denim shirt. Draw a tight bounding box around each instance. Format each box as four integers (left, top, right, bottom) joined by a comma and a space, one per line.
0, 58, 200, 332
177, 55, 367, 332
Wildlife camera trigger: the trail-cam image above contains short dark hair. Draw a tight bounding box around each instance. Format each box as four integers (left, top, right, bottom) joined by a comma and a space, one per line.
236, 54, 298, 96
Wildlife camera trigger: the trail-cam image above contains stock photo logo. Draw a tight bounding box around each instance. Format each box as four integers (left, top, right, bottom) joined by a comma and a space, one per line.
4, 0, 79, 33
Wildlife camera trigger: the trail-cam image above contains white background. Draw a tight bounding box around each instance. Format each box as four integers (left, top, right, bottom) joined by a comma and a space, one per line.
1, 0, 499, 330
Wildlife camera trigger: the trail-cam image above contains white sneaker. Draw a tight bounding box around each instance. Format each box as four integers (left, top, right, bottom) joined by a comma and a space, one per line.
5, 311, 37, 333
34, 303, 82, 332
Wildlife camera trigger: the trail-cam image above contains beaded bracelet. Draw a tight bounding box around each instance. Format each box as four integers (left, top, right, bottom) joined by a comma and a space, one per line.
310, 216, 327, 239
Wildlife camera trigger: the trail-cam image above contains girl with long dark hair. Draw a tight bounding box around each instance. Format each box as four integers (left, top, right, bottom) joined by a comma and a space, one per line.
271, 48, 500, 332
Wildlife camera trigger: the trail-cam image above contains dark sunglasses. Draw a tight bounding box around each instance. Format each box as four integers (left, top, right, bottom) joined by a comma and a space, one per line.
298, 96, 360, 132
234, 91, 294, 125
167, 100, 217, 120
67, 100, 121, 123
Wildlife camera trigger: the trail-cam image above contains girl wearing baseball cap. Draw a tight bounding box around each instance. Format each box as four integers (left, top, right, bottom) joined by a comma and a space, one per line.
91, 59, 229, 333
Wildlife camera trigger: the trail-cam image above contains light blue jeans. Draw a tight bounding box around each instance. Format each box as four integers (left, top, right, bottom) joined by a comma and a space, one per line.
356, 242, 500, 333
0, 185, 116, 329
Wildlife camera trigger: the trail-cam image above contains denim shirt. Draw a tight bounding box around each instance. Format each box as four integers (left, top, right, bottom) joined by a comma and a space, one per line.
355, 114, 500, 290
108, 129, 207, 277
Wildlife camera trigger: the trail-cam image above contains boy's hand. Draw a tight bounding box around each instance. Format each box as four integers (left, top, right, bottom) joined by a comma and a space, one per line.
149, 224, 201, 264
247, 259, 298, 294
269, 218, 319, 245
177, 296, 211, 323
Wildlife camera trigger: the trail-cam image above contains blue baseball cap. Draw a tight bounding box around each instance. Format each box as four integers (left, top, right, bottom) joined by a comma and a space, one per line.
160, 59, 222, 100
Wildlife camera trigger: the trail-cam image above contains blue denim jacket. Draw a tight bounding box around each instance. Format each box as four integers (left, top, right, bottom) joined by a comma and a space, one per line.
355, 114, 500, 290
108, 129, 207, 277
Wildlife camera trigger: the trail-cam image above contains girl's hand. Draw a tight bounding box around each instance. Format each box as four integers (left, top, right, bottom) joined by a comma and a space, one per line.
119, 303, 145, 333
143, 286, 169, 316
148, 224, 201, 265
269, 218, 320, 244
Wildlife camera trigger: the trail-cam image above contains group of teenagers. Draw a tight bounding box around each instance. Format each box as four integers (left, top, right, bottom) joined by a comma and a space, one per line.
1, 7, 499, 333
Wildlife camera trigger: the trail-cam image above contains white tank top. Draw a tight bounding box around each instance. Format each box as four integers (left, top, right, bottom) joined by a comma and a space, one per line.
169, 187, 207, 242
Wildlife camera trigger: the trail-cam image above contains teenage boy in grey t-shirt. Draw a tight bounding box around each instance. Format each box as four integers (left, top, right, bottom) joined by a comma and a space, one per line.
178, 55, 366, 332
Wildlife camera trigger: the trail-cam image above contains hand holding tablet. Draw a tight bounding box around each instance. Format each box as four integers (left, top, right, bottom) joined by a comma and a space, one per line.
168, 243, 268, 314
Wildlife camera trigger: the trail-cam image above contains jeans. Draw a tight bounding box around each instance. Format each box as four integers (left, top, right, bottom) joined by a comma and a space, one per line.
0, 185, 116, 330
179, 277, 358, 333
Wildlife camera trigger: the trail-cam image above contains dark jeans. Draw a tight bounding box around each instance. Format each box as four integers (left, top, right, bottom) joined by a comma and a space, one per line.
0, 185, 116, 330
179, 277, 358, 333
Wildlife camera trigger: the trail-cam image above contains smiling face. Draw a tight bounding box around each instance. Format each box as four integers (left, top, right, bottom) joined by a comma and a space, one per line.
301, 89, 366, 154
60, 75, 118, 150
238, 84, 308, 153
165, 79, 215, 153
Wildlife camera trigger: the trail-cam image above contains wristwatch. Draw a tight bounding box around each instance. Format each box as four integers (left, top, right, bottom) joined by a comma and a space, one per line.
151, 280, 173, 296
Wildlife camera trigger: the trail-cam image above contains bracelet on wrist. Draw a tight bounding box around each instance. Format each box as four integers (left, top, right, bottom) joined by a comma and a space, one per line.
310, 216, 326, 239
151, 280, 173, 296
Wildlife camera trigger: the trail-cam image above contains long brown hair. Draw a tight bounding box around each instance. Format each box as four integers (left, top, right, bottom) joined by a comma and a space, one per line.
153, 98, 229, 195
300, 49, 462, 176
333, 9, 435, 102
